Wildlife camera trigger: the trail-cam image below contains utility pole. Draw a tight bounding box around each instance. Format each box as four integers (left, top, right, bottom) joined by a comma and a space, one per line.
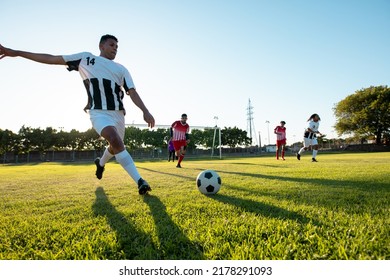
246, 99, 257, 146
265, 120, 270, 145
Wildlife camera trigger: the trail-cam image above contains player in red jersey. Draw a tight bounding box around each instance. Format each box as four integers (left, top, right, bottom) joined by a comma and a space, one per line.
274, 121, 287, 160
170, 114, 190, 168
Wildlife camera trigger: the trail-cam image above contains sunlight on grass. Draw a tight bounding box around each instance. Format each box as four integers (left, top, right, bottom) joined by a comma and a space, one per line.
0, 153, 389, 260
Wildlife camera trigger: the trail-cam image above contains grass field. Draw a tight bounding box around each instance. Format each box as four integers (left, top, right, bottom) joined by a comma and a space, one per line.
0, 152, 389, 260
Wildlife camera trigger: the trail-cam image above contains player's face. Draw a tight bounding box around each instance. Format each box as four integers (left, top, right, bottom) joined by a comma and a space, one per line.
181, 116, 187, 124
99, 39, 118, 60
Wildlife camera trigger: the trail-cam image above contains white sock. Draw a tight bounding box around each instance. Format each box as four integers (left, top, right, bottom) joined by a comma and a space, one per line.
312, 150, 318, 158
298, 147, 305, 154
99, 147, 114, 166
115, 150, 141, 183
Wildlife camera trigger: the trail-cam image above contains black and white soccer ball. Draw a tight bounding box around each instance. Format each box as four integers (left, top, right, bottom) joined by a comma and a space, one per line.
196, 170, 221, 195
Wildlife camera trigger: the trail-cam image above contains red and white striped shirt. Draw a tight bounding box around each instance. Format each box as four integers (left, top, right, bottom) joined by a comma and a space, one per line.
171, 121, 190, 141
274, 126, 286, 141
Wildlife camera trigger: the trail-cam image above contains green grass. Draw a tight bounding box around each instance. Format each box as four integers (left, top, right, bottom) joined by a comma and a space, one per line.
0, 152, 389, 260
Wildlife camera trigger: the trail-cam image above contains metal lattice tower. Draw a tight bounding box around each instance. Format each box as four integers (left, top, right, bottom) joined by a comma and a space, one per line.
246, 99, 258, 146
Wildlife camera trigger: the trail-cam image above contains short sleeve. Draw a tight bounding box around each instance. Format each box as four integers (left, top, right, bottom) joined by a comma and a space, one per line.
122, 67, 135, 91
62, 52, 88, 72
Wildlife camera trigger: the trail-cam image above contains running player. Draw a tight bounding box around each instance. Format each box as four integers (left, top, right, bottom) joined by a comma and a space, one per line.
274, 121, 287, 160
296, 114, 322, 162
170, 114, 190, 168
0, 35, 155, 194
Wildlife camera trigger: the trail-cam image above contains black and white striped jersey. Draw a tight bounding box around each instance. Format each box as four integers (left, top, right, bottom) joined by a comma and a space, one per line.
304, 120, 320, 139
62, 52, 135, 111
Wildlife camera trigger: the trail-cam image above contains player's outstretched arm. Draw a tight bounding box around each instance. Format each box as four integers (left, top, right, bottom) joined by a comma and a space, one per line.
0, 44, 65, 65
127, 88, 155, 128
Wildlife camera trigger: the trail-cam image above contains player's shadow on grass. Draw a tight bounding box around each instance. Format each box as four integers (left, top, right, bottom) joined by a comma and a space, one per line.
93, 187, 156, 259
142, 195, 204, 260
207, 168, 388, 192
208, 190, 321, 226
93, 187, 204, 259
138, 166, 194, 181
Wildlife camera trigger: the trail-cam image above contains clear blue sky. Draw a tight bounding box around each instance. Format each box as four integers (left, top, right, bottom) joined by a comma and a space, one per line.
1, 0, 389, 145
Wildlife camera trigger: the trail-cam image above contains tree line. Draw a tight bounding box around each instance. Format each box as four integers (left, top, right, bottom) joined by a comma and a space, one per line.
2, 85, 388, 162
0, 125, 252, 160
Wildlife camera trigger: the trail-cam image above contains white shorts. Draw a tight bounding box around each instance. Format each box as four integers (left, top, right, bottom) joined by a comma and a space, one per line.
303, 137, 318, 147
89, 110, 125, 140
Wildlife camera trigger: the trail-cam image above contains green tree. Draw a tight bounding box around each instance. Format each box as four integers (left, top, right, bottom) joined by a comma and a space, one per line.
0, 129, 19, 163
187, 129, 203, 149
221, 126, 252, 148
18, 126, 34, 161
333, 85, 390, 144
124, 126, 143, 150
81, 128, 106, 151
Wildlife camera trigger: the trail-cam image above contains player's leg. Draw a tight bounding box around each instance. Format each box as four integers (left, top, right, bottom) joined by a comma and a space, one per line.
170, 150, 175, 162
94, 146, 114, 180
172, 140, 183, 168
102, 126, 151, 194
276, 142, 280, 160
176, 148, 182, 167
99, 146, 115, 167
101, 126, 135, 176
90, 110, 114, 179
281, 144, 285, 160
297, 138, 309, 160
177, 144, 186, 167
311, 140, 319, 162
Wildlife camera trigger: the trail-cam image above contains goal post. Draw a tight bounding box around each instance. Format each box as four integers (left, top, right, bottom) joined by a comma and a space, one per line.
211, 126, 222, 159
126, 123, 222, 159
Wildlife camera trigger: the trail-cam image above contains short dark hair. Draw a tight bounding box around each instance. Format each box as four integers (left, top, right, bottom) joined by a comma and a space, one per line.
100, 34, 118, 44
181, 114, 187, 118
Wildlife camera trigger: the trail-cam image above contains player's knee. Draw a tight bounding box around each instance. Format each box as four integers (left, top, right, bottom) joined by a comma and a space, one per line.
107, 135, 124, 153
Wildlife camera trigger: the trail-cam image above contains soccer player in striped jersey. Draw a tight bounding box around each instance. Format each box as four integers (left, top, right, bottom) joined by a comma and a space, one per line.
0, 35, 155, 194
170, 114, 190, 168
296, 114, 322, 162
274, 121, 287, 160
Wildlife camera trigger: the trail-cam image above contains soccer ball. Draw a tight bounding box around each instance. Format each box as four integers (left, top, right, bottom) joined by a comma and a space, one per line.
196, 170, 221, 195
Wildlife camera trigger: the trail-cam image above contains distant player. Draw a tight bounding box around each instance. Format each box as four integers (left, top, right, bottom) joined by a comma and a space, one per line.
297, 114, 322, 162
0, 35, 155, 194
168, 139, 175, 162
274, 121, 287, 160
170, 114, 190, 168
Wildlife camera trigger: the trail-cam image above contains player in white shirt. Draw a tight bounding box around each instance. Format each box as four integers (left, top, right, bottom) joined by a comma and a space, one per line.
0, 35, 155, 194
296, 114, 322, 162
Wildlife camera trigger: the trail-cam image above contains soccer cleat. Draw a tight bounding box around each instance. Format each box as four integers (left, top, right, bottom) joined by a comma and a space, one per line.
138, 178, 151, 195
312, 158, 318, 162
176, 164, 182, 168
94, 157, 105, 180
296, 153, 301, 160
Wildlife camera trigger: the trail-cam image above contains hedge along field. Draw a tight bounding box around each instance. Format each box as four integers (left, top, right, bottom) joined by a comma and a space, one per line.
0, 152, 389, 260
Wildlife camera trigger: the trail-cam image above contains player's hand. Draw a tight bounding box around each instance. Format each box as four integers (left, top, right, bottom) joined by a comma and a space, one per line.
144, 111, 155, 128
0, 44, 17, 59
